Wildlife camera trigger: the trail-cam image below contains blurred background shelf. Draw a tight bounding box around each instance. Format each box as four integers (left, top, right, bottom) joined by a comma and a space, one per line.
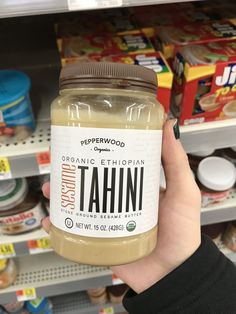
0, 245, 235, 304
201, 189, 236, 226
52, 291, 124, 314
0, 252, 112, 303
0, 0, 201, 19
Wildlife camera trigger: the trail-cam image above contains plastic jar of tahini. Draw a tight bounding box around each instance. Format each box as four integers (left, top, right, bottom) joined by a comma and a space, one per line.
197, 157, 236, 207
0, 178, 46, 235
50, 62, 164, 265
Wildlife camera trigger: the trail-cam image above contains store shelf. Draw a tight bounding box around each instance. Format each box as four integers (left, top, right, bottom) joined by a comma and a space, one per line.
201, 189, 236, 226
52, 291, 125, 314
180, 119, 236, 154
0, 0, 200, 19
0, 228, 52, 259
0, 246, 235, 304
0, 252, 112, 303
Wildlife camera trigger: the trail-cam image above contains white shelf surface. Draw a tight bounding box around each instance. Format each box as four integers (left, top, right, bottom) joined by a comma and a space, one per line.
52, 291, 125, 314
0, 0, 200, 18
0, 252, 112, 303
201, 189, 236, 226
180, 118, 236, 154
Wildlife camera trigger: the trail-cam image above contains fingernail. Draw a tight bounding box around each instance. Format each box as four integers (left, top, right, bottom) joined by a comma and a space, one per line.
173, 119, 180, 140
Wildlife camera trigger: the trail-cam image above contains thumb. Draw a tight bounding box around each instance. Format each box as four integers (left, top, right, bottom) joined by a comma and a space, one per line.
162, 119, 194, 192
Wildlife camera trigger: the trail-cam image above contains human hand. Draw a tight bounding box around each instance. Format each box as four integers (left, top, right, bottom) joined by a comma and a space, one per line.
41, 119, 201, 294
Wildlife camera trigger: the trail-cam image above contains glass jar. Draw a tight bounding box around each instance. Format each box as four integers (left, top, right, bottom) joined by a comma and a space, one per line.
50, 62, 164, 265
197, 157, 236, 207
0, 258, 17, 289
0, 178, 46, 235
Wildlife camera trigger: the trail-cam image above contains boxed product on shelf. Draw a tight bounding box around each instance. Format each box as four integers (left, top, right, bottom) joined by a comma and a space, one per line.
107, 52, 173, 113
154, 19, 236, 63
58, 31, 155, 65
56, 9, 138, 38
172, 40, 236, 125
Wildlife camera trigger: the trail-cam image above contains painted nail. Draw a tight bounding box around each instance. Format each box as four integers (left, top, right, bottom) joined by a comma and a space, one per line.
173, 119, 180, 139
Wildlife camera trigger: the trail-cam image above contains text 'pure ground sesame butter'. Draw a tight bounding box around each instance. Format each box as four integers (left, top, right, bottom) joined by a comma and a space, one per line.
50, 62, 165, 266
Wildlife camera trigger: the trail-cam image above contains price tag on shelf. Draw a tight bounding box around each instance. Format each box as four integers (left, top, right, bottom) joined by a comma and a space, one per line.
112, 274, 123, 285
27, 237, 52, 254
67, 0, 122, 11
36, 152, 50, 174
0, 157, 12, 180
16, 288, 36, 301
0, 243, 16, 258
99, 307, 114, 314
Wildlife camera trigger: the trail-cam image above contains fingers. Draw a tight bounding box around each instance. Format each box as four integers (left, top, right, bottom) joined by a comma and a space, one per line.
162, 119, 195, 192
41, 216, 51, 233
42, 182, 50, 199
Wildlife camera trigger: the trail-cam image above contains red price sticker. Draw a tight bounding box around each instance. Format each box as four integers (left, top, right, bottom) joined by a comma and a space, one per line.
112, 274, 123, 285
28, 237, 51, 254
99, 307, 114, 314
16, 288, 36, 301
36, 152, 50, 174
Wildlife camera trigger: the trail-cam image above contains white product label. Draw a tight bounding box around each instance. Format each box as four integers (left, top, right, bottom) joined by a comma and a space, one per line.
67, 0, 122, 11
50, 126, 162, 238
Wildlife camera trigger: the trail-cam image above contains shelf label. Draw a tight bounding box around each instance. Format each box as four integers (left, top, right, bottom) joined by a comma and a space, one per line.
67, 0, 122, 11
99, 307, 114, 314
0, 243, 16, 258
27, 237, 51, 254
36, 152, 50, 174
112, 274, 123, 285
0, 157, 12, 180
16, 288, 36, 301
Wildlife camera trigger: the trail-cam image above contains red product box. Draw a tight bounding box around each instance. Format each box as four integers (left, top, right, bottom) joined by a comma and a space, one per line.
155, 19, 236, 64
172, 40, 236, 125
59, 32, 155, 65
110, 52, 173, 113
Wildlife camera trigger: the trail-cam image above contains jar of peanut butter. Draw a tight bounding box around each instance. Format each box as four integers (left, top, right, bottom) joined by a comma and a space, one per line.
0, 178, 46, 235
197, 157, 236, 207
50, 62, 164, 266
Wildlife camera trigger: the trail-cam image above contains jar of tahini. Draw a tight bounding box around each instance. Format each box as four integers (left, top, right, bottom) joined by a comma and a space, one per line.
50, 62, 164, 266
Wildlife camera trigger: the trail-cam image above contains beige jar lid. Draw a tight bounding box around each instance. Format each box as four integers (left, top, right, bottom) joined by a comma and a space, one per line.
197, 157, 236, 191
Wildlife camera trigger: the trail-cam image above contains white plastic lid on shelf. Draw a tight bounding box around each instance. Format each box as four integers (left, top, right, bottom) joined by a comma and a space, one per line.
0, 178, 28, 211
197, 157, 236, 191
190, 148, 215, 157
